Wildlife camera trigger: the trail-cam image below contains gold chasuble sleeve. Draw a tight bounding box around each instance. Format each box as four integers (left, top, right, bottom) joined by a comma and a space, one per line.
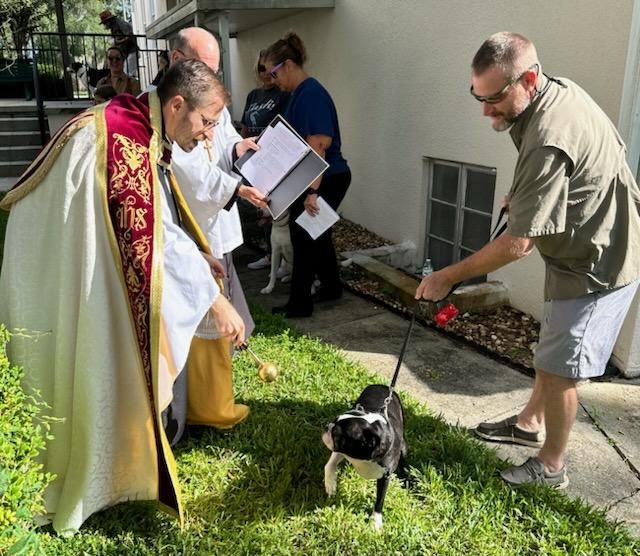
165, 170, 243, 429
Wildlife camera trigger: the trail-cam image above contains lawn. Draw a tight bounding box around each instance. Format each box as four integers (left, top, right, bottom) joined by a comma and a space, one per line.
0, 191, 636, 554
33, 306, 637, 555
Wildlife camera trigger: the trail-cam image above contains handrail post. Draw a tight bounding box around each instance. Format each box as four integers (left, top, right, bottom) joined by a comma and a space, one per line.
32, 49, 47, 146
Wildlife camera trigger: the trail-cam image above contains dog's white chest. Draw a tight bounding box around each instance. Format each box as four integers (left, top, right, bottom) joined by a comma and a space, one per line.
344, 456, 386, 480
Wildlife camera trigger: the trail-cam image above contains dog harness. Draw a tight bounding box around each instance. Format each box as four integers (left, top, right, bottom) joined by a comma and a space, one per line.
336, 407, 388, 426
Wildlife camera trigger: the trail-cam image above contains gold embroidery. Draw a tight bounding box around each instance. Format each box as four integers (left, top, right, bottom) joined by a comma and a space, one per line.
111, 133, 152, 203
115, 195, 148, 231
131, 235, 151, 268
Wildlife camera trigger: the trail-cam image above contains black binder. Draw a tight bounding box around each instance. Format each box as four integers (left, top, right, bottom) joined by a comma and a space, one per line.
234, 115, 329, 220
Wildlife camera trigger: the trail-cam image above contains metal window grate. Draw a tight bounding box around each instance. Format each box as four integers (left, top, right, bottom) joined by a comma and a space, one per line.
424, 158, 496, 282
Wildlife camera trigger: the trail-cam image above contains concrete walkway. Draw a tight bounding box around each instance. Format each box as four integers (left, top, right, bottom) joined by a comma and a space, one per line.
234, 245, 640, 538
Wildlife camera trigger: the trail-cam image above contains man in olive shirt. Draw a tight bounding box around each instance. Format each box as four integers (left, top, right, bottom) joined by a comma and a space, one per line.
416, 32, 640, 488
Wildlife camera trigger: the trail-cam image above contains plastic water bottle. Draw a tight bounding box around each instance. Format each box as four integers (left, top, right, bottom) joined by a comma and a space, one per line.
421, 258, 434, 278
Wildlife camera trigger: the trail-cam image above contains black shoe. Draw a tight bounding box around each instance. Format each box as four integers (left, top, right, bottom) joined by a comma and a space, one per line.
312, 286, 343, 303
272, 304, 313, 318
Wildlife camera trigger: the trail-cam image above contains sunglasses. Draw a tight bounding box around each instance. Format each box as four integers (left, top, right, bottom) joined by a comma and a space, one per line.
257, 64, 266, 73
470, 63, 539, 104
269, 61, 285, 79
108, 56, 122, 62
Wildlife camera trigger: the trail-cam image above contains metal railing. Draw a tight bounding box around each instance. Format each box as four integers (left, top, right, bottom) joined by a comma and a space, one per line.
14, 32, 169, 101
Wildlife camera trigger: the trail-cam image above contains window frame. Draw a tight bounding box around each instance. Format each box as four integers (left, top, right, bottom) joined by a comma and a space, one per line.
424, 157, 496, 273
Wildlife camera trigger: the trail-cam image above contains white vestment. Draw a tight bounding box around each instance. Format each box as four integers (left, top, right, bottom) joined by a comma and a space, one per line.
173, 107, 244, 258
0, 108, 215, 534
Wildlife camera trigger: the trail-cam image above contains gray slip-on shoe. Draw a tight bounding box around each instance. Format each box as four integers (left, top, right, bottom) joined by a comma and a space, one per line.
500, 456, 569, 489
474, 414, 544, 448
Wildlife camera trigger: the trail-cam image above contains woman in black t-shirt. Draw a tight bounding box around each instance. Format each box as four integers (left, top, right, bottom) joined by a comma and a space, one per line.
243, 51, 291, 271
240, 50, 290, 138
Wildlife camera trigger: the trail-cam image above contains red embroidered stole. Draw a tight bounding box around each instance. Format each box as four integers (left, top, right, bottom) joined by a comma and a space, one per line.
103, 92, 179, 514
104, 93, 155, 396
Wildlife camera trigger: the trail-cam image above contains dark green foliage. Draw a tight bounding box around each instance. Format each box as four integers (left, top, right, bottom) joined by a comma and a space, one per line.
0, 326, 53, 555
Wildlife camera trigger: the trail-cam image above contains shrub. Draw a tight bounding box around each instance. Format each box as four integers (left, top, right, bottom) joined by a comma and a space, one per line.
0, 325, 53, 555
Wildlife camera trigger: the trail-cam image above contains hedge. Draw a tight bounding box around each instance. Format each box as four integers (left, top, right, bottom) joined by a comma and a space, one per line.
0, 325, 53, 555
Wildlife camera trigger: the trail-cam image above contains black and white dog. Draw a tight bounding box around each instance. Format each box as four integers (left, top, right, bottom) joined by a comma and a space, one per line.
322, 384, 408, 530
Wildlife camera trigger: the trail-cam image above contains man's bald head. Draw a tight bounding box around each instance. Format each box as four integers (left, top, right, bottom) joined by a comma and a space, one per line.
171, 27, 220, 71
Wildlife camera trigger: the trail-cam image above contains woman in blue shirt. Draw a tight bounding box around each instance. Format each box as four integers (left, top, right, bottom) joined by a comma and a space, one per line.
264, 32, 352, 318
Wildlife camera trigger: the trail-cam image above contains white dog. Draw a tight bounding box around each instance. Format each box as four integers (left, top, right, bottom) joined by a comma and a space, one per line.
261, 210, 294, 294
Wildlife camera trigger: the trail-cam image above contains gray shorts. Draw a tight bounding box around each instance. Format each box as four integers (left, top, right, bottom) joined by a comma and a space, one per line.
534, 281, 639, 379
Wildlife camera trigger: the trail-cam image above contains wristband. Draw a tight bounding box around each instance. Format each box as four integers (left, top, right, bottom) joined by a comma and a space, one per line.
306, 188, 318, 196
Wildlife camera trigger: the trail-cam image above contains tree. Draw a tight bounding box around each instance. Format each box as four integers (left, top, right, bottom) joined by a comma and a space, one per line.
0, 0, 50, 59
0, 0, 121, 60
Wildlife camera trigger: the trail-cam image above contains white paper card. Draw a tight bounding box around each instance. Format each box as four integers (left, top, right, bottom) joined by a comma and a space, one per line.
294, 196, 340, 240
239, 122, 309, 195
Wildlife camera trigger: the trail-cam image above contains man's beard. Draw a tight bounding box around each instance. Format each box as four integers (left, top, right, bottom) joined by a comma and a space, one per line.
491, 95, 531, 132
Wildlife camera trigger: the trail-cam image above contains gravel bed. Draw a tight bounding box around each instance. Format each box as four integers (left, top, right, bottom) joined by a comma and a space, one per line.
333, 219, 539, 372
239, 209, 541, 372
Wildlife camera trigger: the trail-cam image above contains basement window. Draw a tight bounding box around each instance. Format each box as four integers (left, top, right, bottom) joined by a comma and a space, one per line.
424, 158, 496, 282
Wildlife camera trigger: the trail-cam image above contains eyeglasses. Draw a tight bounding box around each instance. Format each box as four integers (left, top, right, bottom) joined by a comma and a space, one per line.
257, 64, 266, 73
194, 108, 220, 130
108, 56, 122, 62
269, 61, 285, 79
470, 64, 539, 104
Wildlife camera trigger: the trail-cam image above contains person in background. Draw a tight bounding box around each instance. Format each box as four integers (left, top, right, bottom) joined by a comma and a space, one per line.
99, 9, 138, 77
263, 32, 351, 318
93, 83, 117, 104
242, 49, 290, 271
241, 50, 290, 138
152, 50, 170, 86
161, 28, 268, 432
95, 46, 141, 96
416, 31, 640, 489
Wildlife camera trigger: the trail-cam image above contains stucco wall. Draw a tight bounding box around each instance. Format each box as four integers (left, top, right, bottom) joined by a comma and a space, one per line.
229, 0, 634, 320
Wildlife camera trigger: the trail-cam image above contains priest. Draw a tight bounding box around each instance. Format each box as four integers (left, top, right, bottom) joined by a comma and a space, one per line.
0, 59, 243, 534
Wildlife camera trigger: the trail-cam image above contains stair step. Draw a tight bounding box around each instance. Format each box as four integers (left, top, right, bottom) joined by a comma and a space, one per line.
0, 178, 17, 192
0, 161, 30, 178
0, 131, 43, 147
0, 145, 41, 163
0, 116, 42, 132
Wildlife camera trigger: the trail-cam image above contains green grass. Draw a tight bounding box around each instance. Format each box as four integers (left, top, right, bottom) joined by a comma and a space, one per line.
33, 306, 638, 555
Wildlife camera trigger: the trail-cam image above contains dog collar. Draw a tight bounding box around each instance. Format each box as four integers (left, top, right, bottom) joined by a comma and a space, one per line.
336, 410, 388, 426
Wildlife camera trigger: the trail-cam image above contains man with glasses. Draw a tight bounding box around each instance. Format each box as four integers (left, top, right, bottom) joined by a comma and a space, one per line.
416, 31, 640, 489
152, 27, 268, 431
0, 59, 245, 533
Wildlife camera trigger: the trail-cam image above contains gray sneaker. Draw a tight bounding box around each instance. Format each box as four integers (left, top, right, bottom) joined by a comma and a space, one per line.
500, 457, 569, 489
474, 415, 544, 448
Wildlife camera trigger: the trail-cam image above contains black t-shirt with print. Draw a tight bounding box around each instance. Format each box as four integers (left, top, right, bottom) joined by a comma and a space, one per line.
241, 87, 290, 136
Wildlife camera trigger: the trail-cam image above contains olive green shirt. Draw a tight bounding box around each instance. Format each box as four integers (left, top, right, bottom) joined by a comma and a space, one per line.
507, 76, 640, 300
